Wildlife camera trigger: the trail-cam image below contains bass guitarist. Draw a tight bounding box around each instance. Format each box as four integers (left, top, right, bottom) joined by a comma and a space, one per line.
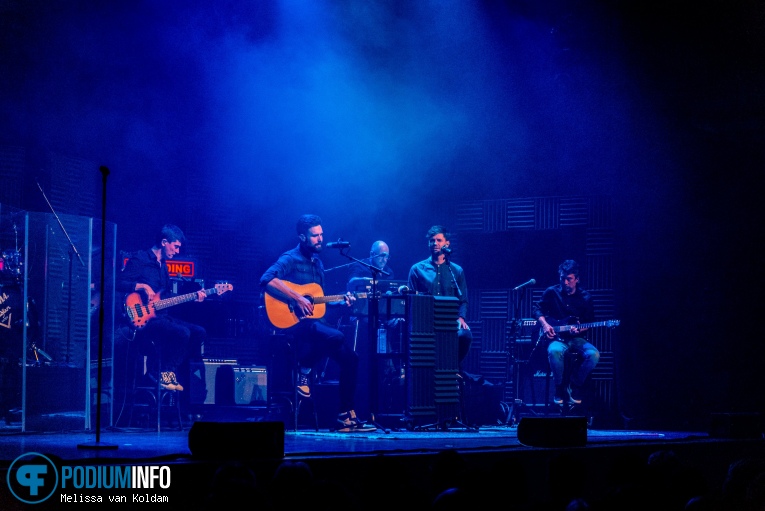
260, 214, 375, 433
117, 224, 207, 402
532, 259, 600, 406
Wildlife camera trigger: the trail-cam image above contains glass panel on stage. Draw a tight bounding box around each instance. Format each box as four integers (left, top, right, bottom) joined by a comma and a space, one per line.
0, 204, 27, 429
2, 206, 117, 432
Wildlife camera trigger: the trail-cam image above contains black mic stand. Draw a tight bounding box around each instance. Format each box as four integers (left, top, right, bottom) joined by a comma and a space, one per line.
36, 178, 86, 366
339, 251, 390, 433
78, 166, 117, 450
507, 279, 538, 427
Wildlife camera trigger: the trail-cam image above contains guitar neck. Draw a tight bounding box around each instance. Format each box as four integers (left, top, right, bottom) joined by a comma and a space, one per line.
153, 288, 217, 311
554, 320, 613, 332
314, 292, 367, 305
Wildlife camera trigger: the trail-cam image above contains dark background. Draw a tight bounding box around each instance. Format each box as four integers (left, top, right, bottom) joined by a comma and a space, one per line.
2, 0, 763, 430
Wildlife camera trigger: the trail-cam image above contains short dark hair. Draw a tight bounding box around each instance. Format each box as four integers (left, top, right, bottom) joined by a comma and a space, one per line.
426, 225, 449, 240
296, 214, 322, 236
155, 224, 186, 246
558, 259, 579, 277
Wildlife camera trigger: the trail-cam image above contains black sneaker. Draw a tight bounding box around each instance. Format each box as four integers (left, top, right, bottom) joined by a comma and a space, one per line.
568, 385, 582, 405
296, 370, 311, 398
160, 371, 184, 392
336, 410, 376, 433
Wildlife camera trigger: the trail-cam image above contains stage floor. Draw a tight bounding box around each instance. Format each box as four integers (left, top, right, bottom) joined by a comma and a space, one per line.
0, 422, 702, 464
2, 418, 763, 510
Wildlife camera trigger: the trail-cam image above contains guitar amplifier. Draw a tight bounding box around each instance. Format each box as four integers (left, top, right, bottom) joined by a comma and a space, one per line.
234, 366, 268, 405
190, 359, 267, 406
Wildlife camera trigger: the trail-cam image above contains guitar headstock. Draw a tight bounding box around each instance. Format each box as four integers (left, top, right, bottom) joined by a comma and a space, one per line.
214, 282, 233, 295
606, 320, 620, 328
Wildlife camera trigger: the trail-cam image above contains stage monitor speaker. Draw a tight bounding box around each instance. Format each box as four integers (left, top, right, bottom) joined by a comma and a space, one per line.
188, 421, 284, 459
517, 416, 587, 448
709, 413, 763, 439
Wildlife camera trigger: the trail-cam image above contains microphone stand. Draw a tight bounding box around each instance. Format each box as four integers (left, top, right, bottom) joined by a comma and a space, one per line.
339, 251, 390, 433
507, 278, 536, 427
508, 288, 525, 427
444, 253, 462, 299
78, 166, 117, 450
36, 179, 86, 365
323, 262, 357, 272
439, 253, 476, 431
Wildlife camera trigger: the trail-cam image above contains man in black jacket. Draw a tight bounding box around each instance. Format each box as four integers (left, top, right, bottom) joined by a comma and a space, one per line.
117, 224, 207, 395
532, 259, 600, 406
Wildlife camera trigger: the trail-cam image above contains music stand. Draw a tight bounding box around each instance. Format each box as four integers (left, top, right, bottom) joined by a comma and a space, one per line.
338, 253, 390, 433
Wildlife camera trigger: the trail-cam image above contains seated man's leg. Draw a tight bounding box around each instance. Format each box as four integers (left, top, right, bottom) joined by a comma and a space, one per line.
144, 316, 190, 391
170, 317, 207, 414
304, 320, 375, 432
309, 321, 358, 414
569, 339, 600, 403
291, 321, 321, 398
179, 318, 206, 365
547, 340, 568, 404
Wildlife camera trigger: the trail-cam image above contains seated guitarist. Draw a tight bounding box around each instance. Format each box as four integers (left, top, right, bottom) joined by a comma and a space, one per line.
532, 259, 600, 406
260, 214, 375, 433
117, 224, 207, 403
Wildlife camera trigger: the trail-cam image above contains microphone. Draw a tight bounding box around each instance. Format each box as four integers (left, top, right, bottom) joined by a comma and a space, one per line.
325, 241, 350, 249
441, 246, 453, 255
512, 278, 536, 291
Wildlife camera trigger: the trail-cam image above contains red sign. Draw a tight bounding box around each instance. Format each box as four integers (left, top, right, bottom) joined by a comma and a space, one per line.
166, 260, 195, 278
121, 259, 195, 278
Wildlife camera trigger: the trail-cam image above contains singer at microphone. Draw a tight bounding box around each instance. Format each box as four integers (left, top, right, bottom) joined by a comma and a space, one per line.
408, 225, 473, 365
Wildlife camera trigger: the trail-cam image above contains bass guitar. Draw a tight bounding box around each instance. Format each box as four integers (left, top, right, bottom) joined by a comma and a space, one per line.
264, 281, 367, 329
529, 316, 620, 360
124, 282, 233, 329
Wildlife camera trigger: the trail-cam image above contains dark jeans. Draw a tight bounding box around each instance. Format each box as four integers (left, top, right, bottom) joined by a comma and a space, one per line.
137, 314, 206, 377
547, 336, 600, 388
290, 319, 358, 414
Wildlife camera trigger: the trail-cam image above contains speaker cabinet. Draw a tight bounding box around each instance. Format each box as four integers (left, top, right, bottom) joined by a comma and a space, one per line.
517, 416, 588, 447
234, 366, 268, 405
188, 421, 284, 459
709, 413, 763, 439
190, 360, 267, 406
518, 364, 553, 406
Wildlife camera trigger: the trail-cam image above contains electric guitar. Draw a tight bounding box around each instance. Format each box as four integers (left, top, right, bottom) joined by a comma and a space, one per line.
529, 316, 620, 359
124, 282, 233, 329
264, 281, 367, 329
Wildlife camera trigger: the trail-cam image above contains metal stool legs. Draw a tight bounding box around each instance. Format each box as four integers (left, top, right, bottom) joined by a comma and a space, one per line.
127, 341, 183, 431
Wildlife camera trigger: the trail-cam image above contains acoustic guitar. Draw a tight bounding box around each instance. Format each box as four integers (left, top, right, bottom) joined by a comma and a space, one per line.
264, 281, 367, 329
124, 282, 233, 329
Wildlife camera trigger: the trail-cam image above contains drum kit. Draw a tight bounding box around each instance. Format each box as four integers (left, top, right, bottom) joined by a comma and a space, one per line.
0, 248, 23, 283
0, 246, 50, 364
1, 248, 25, 349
